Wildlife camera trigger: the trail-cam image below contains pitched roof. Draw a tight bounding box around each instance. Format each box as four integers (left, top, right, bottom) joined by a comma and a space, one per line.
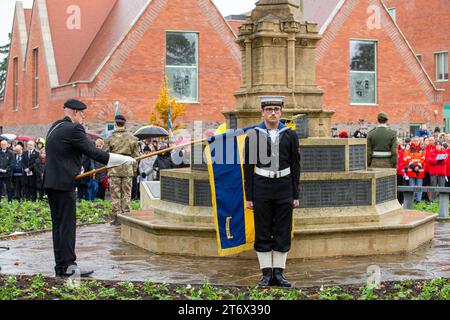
303, 0, 343, 33
69, 0, 150, 82
226, 19, 245, 36
45, 0, 118, 84
24, 9, 32, 34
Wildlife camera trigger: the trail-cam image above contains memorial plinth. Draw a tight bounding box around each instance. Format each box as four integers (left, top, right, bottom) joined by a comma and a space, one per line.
119, 0, 436, 259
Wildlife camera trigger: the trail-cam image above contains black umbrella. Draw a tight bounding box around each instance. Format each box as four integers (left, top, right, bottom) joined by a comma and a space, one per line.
134, 125, 169, 140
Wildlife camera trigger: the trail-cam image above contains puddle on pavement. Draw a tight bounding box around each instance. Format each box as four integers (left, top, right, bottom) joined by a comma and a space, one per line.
0, 222, 448, 287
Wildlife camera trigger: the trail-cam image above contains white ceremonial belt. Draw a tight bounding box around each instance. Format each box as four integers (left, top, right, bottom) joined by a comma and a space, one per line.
255, 167, 291, 179
372, 151, 392, 157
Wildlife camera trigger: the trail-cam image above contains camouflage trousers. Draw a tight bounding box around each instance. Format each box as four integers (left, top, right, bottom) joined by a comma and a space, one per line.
109, 177, 133, 217
370, 158, 394, 169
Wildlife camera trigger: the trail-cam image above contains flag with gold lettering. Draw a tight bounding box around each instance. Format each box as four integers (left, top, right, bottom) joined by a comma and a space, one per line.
205, 127, 255, 256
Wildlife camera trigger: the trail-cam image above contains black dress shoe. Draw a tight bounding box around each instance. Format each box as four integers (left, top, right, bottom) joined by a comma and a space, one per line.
56, 266, 94, 278
258, 268, 273, 286
272, 268, 291, 287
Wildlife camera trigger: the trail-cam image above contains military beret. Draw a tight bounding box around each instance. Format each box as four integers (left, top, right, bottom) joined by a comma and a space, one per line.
115, 115, 126, 123
260, 96, 284, 108
64, 99, 87, 110
377, 112, 389, 121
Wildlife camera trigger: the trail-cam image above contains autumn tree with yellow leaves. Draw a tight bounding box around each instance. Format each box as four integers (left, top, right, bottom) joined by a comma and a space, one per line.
149, 79, 185, 131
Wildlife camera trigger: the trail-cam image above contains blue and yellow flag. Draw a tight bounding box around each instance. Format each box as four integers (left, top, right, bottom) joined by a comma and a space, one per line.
205, 127, 255, 256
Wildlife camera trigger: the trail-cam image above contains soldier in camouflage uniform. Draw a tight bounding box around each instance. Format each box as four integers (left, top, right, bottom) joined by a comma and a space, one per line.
105, 115, 140, 224
367, 112, 398, 168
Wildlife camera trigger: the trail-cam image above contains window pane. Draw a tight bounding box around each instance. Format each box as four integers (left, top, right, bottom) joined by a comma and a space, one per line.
167, 67, 198, 102
444, 53, 449, 80
350, 41, 375, 71
350, 72, 376, 104
166, 33, 197, 66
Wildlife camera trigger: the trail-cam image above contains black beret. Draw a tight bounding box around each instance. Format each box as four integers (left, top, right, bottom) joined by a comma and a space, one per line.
64, 99, 87, 110
115, 115, 126, 123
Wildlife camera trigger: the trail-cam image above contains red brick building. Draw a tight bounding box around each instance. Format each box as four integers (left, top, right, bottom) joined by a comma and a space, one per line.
0, 0, 446, 138
0, 0, 242, 136
304, 0, 444, 136
383, 0, 449, 133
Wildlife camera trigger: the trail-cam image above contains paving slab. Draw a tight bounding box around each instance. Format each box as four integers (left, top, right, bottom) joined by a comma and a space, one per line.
0, 222, 448, 288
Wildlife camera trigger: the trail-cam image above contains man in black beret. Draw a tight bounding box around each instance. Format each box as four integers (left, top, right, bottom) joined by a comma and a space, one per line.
44, 99, 136, 277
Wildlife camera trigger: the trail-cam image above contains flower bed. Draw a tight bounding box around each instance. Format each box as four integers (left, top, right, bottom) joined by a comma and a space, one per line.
0, 275, 448, 300
0, 200, 116, 236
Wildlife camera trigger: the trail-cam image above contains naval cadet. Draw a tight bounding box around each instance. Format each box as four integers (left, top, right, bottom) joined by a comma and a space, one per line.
44, 99, 136, 277
367, 112, 398, 168
244, 96, 301, 287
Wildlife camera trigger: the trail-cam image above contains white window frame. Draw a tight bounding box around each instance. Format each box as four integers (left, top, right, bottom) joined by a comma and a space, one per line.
387, 7, 396, 23
350, 39, 378, 106
105, 122, 115, 132
165, 31, 199, 104
32, 47, 39, 109
435, 51, 448, 82
13, 56, 19, 111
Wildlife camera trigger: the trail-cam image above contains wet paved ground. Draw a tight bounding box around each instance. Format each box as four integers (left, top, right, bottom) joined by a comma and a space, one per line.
0, 222, 448, 288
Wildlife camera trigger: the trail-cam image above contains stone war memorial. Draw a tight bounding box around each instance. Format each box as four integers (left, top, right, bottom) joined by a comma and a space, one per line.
1, 0, 450, 305
119, 0, 437, 259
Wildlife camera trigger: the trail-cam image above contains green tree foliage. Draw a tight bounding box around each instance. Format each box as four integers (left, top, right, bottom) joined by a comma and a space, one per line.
0, 33, 11, 98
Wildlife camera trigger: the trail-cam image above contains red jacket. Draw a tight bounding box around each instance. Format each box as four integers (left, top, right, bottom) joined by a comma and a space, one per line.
397, 147, 405, 176
428, 149, 447, 176
404, 143, 426, 179
424, 145, 435, 173
446, 149, 450, 177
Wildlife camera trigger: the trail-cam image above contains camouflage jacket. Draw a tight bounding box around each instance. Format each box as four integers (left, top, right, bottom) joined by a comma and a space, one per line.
105, 128, 140, 177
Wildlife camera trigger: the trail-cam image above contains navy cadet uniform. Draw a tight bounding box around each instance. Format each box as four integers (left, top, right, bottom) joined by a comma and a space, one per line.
244, 96, 301, 287
44, 99, 110, 277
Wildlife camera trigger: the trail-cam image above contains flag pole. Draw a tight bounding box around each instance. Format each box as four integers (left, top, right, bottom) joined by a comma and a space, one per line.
75, 138, 207, 180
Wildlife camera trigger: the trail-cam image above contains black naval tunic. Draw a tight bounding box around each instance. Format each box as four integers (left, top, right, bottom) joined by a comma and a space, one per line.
44, 116, 110, 273
244, 122, 301, 253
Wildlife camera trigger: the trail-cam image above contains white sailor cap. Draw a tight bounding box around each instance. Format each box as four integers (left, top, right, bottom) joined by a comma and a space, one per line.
260, 96, 284, 108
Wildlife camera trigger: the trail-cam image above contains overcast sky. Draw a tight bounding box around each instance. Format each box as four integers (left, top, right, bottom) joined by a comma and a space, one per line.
0, 0, 258, 48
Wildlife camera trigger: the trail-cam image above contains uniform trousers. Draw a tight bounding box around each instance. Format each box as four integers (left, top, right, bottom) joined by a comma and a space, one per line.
253, 197, 293, 253
110, 177, 133, 216
46, 189, 77, 271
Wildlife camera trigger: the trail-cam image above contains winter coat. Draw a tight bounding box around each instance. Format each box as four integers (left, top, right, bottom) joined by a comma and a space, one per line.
424, 145, 435, 173
404, 143, 426, 179
139, 156, 156, 181
446, 149, 450, 177
33, 158, 46, 189
397, 147, 405, 176
428, 149, 447, 176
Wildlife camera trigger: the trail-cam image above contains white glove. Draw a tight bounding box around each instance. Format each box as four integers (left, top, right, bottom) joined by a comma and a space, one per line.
108, 153, 136, 167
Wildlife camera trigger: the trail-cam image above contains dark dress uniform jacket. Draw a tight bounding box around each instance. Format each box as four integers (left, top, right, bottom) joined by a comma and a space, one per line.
244, 122, 301, 201
44, 117, 110, 191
